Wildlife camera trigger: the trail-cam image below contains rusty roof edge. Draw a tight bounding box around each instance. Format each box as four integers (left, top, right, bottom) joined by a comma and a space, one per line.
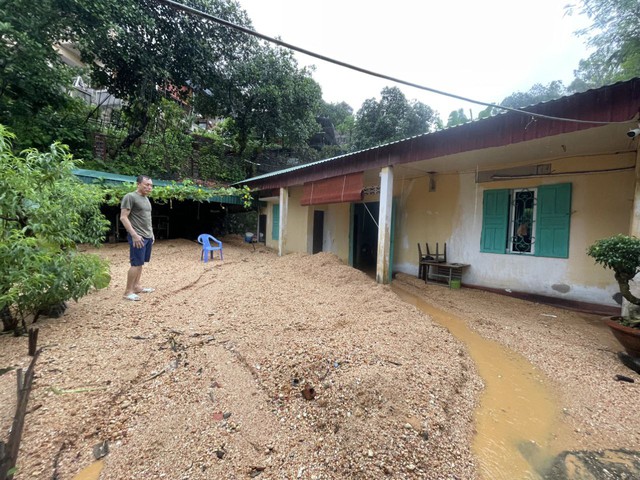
235, 78, 640, 190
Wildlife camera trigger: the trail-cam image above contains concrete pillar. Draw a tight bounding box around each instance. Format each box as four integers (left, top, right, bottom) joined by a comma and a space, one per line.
630, 148, 640, 236
278, 187, 288, 256
625, 148, 640, 316
376, 166, 394, 284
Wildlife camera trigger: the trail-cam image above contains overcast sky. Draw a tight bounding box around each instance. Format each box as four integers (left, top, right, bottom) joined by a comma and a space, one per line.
237, 0, 592, 120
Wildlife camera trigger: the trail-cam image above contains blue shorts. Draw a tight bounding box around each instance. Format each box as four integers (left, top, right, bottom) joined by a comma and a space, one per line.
128, 235, 153, 266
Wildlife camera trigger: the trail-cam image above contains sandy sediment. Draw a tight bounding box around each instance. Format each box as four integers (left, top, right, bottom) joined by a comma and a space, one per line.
0, 237, 637, 479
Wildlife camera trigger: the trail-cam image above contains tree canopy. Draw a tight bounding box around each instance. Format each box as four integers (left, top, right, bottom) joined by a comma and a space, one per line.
0, 0, 326, 170
352, 87, 439, 150
446, 109, 471, 128
0, 0, 93, 150
3, 0, 637, 182
68, 0, 253, 151
567, 0, 640, 90
197, 43, 323, 159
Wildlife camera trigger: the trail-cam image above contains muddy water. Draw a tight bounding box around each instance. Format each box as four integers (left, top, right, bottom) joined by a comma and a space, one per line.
70, 459, 104, 480
393, 286, 574, 480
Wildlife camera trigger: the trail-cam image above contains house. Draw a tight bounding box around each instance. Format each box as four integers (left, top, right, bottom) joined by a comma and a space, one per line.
238, 78, 640, 314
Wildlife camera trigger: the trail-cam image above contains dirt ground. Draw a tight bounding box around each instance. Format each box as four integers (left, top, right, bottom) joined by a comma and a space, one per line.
0, 237, 638, 479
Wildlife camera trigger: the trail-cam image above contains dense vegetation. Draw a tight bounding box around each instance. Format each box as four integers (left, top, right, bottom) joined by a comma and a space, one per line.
1, 0, 636, 176
0, 126, 110, 334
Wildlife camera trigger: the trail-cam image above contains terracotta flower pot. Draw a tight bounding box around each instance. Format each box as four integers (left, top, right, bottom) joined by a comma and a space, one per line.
605, 317, 640, 358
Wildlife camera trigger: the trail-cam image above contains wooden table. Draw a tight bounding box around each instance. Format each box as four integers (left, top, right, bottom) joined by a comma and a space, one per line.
422, 262, 470, 287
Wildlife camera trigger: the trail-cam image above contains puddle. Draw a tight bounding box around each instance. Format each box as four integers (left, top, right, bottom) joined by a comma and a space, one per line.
393, 285, 574, 480
70, 459, 104, 480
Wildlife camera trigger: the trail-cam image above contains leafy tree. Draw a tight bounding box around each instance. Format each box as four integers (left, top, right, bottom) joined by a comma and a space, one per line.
192, 119, 246, 183
569, 50, 623, 92
446, 109, 471, 128
67, 0, 253, 152
478, 81, 568, 118
0, 126, 110, 333
198, 42, 323, 174
0, 0, 92, 150
85, 102, 248, 184
319, 101, 353, 127
501, 81, 568, 107
352, 87, 439, 150
102, 99, 196, 180
334, 114, 356, 150
566, 0, 640, 90
319, 100, 354, 136
317, 100, 354, 150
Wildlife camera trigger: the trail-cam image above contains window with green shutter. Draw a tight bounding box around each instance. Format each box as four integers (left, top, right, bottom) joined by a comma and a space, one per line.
480, 189, 509, 253
272, 204, 280, 241
480, 183, 571, 258
535, 183, 571, 258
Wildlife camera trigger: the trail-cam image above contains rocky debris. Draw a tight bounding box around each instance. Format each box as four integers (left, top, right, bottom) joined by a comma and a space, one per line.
543, 449, 640, 479
92, 440, 109, 460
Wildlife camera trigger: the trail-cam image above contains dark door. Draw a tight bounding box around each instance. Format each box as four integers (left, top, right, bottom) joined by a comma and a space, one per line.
258, 214, 267, 243
351, 202, 379, 273
313, 210, 324, 254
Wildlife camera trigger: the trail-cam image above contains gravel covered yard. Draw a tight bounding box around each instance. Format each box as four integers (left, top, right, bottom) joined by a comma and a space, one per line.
0, 237, 638, 479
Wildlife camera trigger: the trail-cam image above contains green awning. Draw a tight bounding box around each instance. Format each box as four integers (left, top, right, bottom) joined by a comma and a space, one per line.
72, 168, 244, 205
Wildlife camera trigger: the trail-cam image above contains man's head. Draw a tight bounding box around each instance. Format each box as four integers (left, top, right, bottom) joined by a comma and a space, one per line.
136, 175, 153, 196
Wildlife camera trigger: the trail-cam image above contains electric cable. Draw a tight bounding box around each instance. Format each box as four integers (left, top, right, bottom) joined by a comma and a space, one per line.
156, 0, 638, 126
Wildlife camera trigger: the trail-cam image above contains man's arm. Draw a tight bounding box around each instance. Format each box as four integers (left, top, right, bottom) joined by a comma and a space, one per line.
120, 208, 143, 248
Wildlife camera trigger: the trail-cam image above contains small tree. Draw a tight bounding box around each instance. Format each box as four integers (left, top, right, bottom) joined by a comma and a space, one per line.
0, 126, 110, 334
587, 234, 640, 326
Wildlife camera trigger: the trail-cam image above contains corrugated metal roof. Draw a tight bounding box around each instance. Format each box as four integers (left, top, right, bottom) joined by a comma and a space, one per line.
238, 78, 640, 190
73, 169, 244, 205
233, 134, 419, 186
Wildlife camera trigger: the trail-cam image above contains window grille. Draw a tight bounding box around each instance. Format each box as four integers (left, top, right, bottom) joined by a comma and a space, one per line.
509, 188, 536, 254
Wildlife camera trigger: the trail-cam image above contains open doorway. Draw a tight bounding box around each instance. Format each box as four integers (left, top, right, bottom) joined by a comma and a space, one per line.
258, 214, 267, 243
312, 210, 324, 254
352, 202, 379, 275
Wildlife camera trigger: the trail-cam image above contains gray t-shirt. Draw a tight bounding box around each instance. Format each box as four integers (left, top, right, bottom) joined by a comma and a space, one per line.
121, 192, 153, 238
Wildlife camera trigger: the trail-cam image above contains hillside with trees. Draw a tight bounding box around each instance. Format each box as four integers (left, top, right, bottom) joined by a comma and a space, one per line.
0, 0, 637, 183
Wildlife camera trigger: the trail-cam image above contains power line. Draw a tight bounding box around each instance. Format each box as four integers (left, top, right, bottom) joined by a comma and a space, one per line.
156, 0, 635, 126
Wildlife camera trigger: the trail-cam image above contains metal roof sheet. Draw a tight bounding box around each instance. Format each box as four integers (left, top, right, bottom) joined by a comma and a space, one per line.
237, 78, 640, 190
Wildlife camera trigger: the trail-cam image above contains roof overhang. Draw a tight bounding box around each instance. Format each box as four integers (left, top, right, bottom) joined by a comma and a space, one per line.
239, 78, 640, 190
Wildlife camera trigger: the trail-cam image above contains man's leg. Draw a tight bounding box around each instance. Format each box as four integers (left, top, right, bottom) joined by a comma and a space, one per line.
125, 265, 142, 296
132, 266, 144, 293
133, 238, 152, 293
125, 234, 145, 297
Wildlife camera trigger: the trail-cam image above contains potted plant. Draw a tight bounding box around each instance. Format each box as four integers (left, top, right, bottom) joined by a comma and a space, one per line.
587, 234, 640, 358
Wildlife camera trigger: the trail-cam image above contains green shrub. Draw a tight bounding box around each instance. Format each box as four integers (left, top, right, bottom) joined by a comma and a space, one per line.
0, 125, 111, 333
587, 234, 640, 326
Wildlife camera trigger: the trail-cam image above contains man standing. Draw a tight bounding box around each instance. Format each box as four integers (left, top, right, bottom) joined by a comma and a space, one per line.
120, 175, 155, 301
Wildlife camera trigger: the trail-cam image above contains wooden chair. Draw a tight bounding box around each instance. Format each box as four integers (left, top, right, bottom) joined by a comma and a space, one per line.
417, 243, 430, 280
426, 242, 446, 263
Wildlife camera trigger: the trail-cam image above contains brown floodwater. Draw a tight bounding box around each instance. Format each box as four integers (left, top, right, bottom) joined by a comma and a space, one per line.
70, 459, 103, 480
393, 285, 575, 480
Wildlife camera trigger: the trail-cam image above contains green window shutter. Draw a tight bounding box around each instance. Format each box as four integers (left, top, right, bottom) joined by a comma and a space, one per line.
535, 183, 571, 258
480, 189, 509, 253
272, 204, 280, 241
